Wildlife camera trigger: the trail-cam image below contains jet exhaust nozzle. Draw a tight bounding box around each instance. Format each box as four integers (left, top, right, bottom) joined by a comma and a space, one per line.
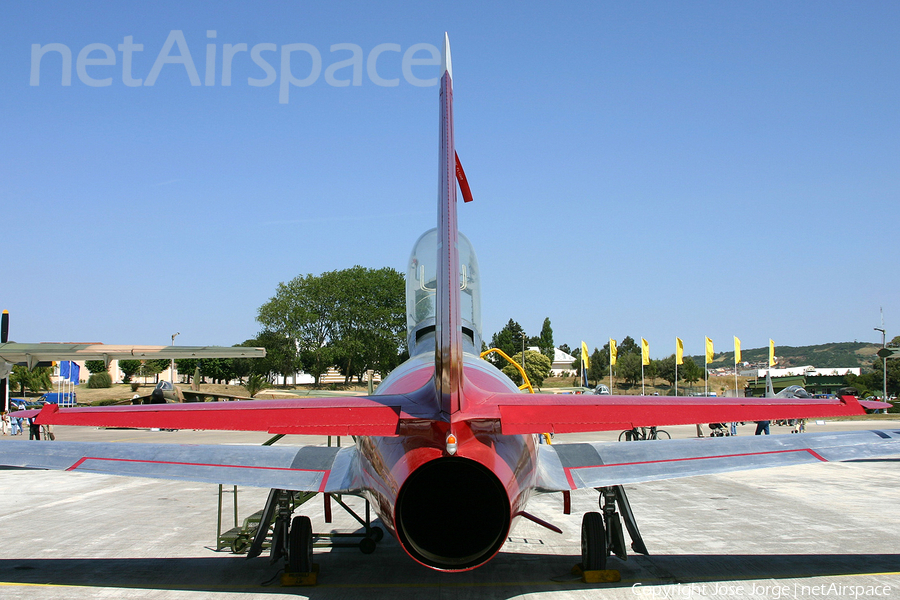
394, 456, 510, 571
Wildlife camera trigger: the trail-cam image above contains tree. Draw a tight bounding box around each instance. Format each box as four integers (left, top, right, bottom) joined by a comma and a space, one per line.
587, 348, 607, 385
657, 355, 681, 386
245, 373, 269, 398
538, 318, 554, 362
328, 267, 406, 383
201, 358, 234, 384
139, 359, 170, 382
501, 350, 552, 389
9, 365, 52, 396
618, 336, 640, 357
258, 266, 405, 385
118, 360, 141, 384
488, 319, 526, 368
681, 357, 703, 390
617, 352, 642, 387
84, 360, 108, 374
175, 358, 198, 383
645, 359, 659, 387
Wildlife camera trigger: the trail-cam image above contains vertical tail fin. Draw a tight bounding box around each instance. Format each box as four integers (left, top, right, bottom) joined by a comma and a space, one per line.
435, 33, 464, 417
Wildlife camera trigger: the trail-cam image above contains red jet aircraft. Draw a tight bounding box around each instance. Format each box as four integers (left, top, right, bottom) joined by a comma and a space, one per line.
3, 34, 898, 576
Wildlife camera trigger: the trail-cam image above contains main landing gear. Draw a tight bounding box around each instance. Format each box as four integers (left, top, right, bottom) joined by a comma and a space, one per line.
237, 488, 383, 582
579, 485, 648, 571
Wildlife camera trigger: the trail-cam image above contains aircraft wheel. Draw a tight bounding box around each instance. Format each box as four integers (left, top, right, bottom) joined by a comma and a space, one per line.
368, 526, 384, 542
231, 535, 249, 554
288, 516, 313, 573
359, 536, 377, 554
581, 512, 607, 571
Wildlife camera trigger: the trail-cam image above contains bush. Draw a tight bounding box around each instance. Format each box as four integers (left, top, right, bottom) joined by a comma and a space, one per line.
87, 372, 112, 389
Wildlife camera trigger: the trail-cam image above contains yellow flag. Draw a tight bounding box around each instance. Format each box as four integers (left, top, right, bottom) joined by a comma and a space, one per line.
769, 339, 775, 367
734, 336, 741, 364
705, 337, 714, 364
581, 341, 590, 370
676, 338, 683, 365
609, 338, 617, 366
641, 338, 649, 366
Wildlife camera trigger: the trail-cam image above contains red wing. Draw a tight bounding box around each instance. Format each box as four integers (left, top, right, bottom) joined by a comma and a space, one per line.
463, 393, 882, 435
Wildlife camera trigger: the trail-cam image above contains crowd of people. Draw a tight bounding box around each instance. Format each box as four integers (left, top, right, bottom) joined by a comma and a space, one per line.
0, 412, 55, 440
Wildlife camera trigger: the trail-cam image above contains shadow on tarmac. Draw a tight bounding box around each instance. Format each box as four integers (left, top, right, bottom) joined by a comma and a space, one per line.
0, 552, 898, 597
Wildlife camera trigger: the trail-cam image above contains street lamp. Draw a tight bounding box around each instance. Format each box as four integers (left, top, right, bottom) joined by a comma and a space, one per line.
875, 326, 886, 404
171, 332, 180, 383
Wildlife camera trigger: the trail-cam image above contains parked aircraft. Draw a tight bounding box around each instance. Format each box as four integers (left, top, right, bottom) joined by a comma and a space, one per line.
0, 309, 266, 412
2, 35, 898, 577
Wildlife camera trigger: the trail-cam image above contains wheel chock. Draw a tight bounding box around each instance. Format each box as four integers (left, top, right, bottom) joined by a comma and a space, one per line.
572, 564, 621, 583
281, 564, 319, 586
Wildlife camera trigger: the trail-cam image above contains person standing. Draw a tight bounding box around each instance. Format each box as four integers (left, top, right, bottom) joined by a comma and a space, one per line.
0, 412, 9, 436
755, 420, 770, 435
28, 417, 41, 440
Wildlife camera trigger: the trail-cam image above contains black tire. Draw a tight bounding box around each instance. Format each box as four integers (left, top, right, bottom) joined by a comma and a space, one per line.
359, 536, 377, 554
654, 429, 670, 440
231, 535, 249, 554
288, 516, 313, 573
581, 512, 607, 571
368, 526, 384, 542
619, 430, 638, 442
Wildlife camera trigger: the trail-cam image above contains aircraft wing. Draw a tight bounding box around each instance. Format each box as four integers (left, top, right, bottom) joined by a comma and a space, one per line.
0, 342, 265, 370
462, 392, 888, 435
535, 428, 900, 491
0, 440, 361, 493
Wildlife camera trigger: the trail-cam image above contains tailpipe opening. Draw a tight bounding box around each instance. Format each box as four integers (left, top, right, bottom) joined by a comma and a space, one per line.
395, 456, 510, 571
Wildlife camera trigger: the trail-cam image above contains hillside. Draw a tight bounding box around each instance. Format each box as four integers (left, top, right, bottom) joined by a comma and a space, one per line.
690, 341, 880, 372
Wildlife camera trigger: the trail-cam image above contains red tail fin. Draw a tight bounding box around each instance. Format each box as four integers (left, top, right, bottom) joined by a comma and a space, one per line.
435, 33, 464, 417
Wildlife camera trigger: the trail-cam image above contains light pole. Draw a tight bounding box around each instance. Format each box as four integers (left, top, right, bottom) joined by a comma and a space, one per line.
171, 332, 180, 383
875, 326, 886, 403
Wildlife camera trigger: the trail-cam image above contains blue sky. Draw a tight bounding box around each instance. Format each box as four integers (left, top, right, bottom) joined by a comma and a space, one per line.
1, 1, 897, 359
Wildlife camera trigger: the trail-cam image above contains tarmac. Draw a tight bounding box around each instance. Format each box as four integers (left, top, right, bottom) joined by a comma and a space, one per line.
0, 419, 898, 600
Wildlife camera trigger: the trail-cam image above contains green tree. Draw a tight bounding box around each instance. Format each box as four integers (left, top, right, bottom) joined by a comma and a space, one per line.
175, 358, 198, 383
538, 318, 554, 361
501, 350, 552, 389
258, 266, 405, 385
84, 360, 108, 374
245, 373, 269, 398
657, 355, 681, 386
618, 336, 640, 357
329, 266, 406, 383
617, 352, 642, 387
488, 319, 527, 368
9, 365, 52, 396
587, 348, 607, 385
645, 358, 659, 387
139, 359, 170, 382
681, 357, 703, 390
118, 360, 141, 384
201, 358, 234, 384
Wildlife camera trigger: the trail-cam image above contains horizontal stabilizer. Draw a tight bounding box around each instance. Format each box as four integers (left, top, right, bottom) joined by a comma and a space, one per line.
18, 394, 436, 437
462, 393, 877, 435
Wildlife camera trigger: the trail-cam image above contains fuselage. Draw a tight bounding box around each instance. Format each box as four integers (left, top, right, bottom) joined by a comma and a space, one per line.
355, 350, 540, 571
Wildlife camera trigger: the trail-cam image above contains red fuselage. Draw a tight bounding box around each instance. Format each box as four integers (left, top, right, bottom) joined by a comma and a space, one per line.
356, 353, 539, 571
